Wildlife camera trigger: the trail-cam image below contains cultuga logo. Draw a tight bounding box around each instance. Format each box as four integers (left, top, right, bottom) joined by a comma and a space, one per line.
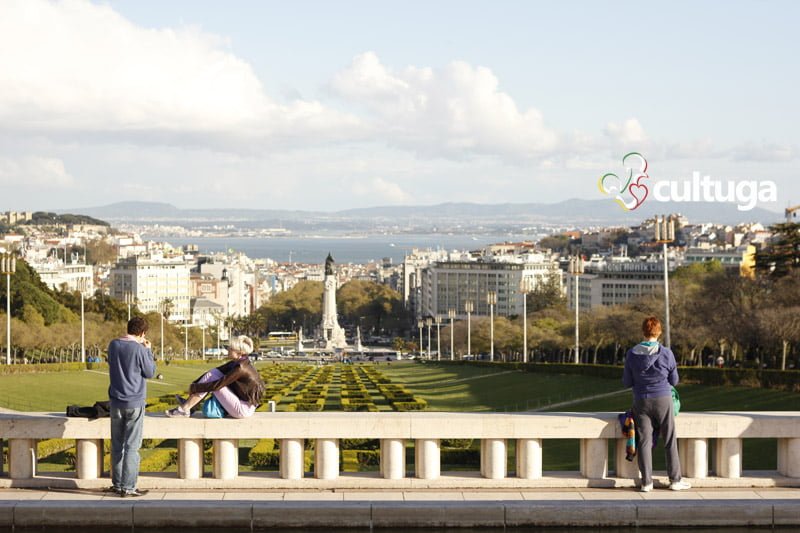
598, 153, 778, 212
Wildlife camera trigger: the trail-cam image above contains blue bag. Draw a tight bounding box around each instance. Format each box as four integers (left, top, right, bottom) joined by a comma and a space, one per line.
202, 395, 228, 418
671, 386, 681, 417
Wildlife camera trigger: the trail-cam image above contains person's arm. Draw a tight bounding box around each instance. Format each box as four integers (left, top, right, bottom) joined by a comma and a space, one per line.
140, 346, 157, 379
622, 352, 633, 388
667, 349, 679, 386
190, 364, 245, 394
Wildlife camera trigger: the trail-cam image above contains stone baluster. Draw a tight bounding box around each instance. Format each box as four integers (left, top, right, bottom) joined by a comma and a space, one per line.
777, 438, 800, 478
415, 438, 440, 480
315, 438, 339, 480
715, 438, 742, 478
614, 439, 639, 479
212, 439, 238, 480
516, 438, 542, 479
679, 438, 708, 478
178, 438, 204, 480
280, 438, 305, 480
380, 438, 405, 479
481, 438, 506, 479
76, 439, 104, 480
8, 439, 36, 479
580, 438, 608, 479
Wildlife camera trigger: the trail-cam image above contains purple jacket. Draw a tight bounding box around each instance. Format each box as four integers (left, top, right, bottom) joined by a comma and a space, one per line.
622, 342, 678, 400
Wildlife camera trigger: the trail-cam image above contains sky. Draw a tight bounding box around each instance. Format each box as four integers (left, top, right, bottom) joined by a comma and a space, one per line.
0, 0, 798, 212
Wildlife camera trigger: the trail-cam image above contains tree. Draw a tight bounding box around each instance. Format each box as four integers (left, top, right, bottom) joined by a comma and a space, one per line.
755, 222, 800, 278
527, 272, 566, 313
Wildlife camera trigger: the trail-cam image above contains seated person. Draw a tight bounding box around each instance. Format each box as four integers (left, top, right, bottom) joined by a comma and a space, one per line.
165, 335, 265, 418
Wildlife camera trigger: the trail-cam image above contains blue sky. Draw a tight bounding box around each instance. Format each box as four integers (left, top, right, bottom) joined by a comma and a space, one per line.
0, 0, 797, 212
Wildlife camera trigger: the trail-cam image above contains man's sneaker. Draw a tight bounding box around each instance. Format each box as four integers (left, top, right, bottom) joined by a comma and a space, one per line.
103, 486, 122, 495
121, 488, 149, 498
640, 482, 653, 493
670, 479, 691, 491
165, 406, 190, 418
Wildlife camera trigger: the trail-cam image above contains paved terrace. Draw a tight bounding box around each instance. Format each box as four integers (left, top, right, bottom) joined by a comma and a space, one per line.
0, 487, 798, 529
1, 410, 799, 527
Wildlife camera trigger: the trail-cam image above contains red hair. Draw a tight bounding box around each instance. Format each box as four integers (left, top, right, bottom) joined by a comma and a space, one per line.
642, 316, 662, 339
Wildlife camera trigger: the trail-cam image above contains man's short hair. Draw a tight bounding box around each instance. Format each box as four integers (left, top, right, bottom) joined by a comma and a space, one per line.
128, 316, 149, 336
642, 316, 662, 339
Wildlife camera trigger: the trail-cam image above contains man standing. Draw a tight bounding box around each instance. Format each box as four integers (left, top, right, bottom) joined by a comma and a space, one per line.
108, 316, 156, 497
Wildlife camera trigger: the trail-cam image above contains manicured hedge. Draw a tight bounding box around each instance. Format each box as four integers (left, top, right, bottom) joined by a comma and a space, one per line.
436, 361, 800, 392
0, 362, 109, 375
392, 400, 427, 411
37, 439, 74, 459
140, 448, 177, 472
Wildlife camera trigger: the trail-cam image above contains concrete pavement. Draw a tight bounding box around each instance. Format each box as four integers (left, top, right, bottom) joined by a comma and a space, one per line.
0, 487, 797, 529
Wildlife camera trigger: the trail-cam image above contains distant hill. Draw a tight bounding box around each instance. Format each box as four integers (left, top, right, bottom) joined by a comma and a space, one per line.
59, 199, 783, 227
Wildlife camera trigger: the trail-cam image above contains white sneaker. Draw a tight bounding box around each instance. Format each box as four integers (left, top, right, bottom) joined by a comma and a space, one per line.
670, 479, 691, 491
640, 483, 653, 493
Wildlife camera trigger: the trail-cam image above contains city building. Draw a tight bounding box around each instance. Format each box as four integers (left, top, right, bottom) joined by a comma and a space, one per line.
30, 258, 94, 296
1, 211, 33, 225
418, 253, 561, 318
684, 244, 757, 278
109, 255, 192, 321
566, 259, 666, 310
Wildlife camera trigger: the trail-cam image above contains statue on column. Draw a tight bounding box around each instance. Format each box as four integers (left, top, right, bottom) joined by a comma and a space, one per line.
320, 253, 347, 350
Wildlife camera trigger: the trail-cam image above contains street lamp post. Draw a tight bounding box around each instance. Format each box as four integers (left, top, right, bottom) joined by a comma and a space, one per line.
184, 321, 189, 360
487, 291, 497, 362
448, 308, 456, 360
655, 215, 676, 347
80, 290, 86, 363
426, 317, 432, 361
464, 300, 473, 359
435, 315, 442, 361
1, 254, 16, 365
417, 320, 424, 358
520, 277, 534, 364
568, 256, 585, 364
201, 325, 206, 359
159, 303, 165, 362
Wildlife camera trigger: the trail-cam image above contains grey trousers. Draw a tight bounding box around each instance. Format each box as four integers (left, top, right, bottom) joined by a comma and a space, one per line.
633, 395, 682, 485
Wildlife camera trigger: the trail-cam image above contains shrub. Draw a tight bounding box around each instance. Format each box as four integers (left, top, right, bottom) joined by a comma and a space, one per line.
441, 439, 473, 449
248, 439, 277, 468
340, 439, 379, 450
392, 400, 427, 411
441, 449, 479, 467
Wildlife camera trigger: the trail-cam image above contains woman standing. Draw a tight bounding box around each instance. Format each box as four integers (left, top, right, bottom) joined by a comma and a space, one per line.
622, 316, 690, 492
165, 335, 265, 419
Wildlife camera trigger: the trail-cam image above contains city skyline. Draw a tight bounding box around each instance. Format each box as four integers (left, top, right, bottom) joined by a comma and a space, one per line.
1, 0, 798, 211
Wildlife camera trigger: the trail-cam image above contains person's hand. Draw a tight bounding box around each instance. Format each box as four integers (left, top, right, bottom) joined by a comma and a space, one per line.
143, 338, 152, 349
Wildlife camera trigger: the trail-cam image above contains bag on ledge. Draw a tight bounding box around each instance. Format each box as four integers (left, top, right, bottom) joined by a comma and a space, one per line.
66, 400, 111, 419
671, 386, 681, 417
202, 395, 229, 419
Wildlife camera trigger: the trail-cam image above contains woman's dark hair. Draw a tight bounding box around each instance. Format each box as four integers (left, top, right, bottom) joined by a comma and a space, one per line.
642, 316, 662, 339
128, 316, 149, 336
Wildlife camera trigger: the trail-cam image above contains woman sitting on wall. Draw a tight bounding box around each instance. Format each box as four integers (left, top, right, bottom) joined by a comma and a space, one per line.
165, 335, 265, 418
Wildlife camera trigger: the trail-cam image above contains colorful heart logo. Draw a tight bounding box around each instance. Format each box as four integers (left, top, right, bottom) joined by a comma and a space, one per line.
598, 152, 650, 211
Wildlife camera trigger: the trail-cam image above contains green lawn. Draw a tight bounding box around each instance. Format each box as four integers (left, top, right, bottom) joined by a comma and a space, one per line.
0, 362, 211, 412
4, 360, 798, 474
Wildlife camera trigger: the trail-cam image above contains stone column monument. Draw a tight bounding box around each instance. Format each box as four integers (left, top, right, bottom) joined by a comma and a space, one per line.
321, 253, 347, 350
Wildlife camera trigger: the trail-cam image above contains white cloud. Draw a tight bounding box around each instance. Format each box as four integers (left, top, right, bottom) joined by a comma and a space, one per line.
0, 0, 359, 144
330, 52, 559, 160
731, 141, 795, 162
605, 118, 648, 145
352, 177, 411, 204
0, 156, 75, 188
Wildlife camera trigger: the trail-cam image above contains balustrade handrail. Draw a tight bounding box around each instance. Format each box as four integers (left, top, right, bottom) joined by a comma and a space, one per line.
2, 410, 799, 485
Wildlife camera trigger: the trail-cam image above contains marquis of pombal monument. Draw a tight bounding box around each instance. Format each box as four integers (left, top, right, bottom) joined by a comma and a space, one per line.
321, 253, 347, 350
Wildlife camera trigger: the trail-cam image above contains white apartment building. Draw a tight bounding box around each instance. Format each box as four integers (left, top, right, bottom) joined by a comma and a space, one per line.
419, 254, 561, 318
31, 260, 94, 296
199, 262, 252, 318
566, 260, 665, 310
110, 255, 191, 321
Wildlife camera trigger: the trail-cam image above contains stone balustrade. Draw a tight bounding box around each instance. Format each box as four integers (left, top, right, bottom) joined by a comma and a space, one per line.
1, 411, 799, 487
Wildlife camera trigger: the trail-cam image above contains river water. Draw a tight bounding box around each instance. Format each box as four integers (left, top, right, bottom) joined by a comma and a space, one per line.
148, 233, 538, 264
